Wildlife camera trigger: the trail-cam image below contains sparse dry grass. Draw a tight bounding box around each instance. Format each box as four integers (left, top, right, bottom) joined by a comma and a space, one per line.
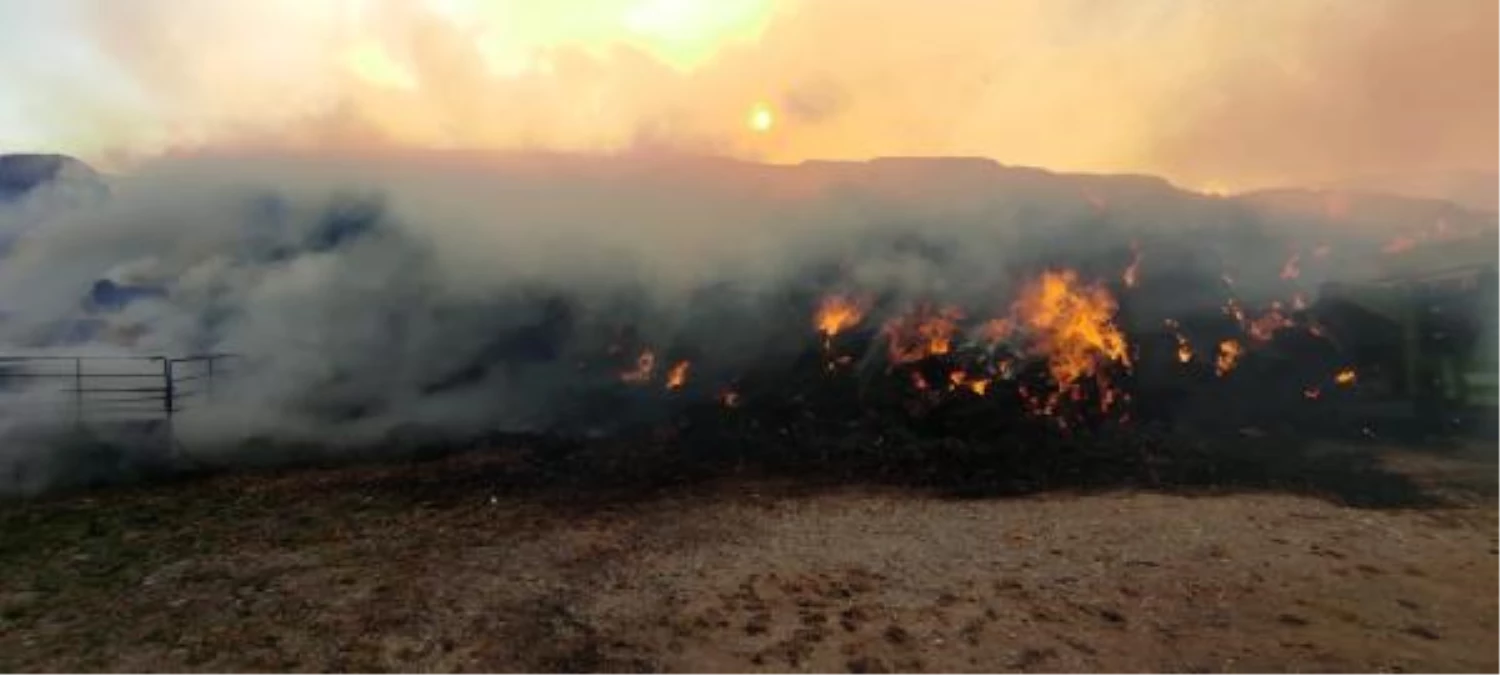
0, 439, 1495, 672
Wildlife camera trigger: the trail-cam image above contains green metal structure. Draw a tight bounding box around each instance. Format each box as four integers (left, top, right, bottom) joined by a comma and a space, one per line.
1316, 230, 1498, 416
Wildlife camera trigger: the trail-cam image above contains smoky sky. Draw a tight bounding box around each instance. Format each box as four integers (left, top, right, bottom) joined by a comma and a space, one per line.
0, 0, 1493, 194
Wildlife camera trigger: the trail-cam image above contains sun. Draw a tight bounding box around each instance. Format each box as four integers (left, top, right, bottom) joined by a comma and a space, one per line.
747, 103, 775, 133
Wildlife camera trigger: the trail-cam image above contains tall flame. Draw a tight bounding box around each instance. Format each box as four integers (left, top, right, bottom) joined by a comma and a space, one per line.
1011, 269, 1129, 388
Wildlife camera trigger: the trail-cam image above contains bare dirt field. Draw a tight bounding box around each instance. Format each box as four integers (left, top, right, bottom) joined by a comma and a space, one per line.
1, 436, 1495, 672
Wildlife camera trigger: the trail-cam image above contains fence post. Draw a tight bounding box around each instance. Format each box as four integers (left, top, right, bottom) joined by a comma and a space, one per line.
163, 358, 174, 417
74, 358, 83, 425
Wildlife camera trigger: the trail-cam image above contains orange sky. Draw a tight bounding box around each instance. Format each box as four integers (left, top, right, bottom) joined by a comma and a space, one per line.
0, 0, 1494, 191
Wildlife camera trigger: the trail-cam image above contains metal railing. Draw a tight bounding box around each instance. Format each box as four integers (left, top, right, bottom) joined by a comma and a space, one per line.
0, 354, 237, 422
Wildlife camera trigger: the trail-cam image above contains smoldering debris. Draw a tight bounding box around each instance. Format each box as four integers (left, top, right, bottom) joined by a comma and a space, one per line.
0, 151, 1494, 496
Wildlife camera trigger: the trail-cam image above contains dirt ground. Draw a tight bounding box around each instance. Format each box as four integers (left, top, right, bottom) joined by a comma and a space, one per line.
0, 437, 1495, 672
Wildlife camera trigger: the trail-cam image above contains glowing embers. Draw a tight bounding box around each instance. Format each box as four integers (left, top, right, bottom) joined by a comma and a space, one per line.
1164, 319, 1193, 364
1215, 339, 1242, 377
619, 349, 692, 392
620, 349, 657, 384
881, 304, 965, 365
665, 360, 691, 390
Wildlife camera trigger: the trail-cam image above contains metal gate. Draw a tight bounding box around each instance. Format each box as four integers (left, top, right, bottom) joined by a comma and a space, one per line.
0, 354, 237, 422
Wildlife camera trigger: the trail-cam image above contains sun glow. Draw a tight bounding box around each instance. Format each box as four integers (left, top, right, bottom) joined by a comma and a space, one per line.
748, 103, 775, 133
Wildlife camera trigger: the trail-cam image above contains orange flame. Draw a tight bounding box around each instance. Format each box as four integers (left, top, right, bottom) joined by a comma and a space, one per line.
815, 294, 868, 339
1334, 367, 1356, 387
1012, 269, 1129, 388
1215, 339, 1242, 377
883, 304, 965, 364
947, 370, 991, 396
665, 360, 691, 390
621, 349, 656, 384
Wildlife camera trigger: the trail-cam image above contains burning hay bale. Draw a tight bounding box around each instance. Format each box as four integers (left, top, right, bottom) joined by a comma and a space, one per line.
3, 153, 1491, 498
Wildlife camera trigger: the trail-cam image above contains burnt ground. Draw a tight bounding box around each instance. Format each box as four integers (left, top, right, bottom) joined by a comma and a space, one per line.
0, 432, 1495, 673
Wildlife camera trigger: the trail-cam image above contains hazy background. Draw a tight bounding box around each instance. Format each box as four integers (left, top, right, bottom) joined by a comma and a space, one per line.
0, 0, 1494, 199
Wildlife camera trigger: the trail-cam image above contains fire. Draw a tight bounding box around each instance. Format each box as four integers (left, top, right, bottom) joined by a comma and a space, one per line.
1291, 293, 1307, 311
948, 370, 990, 396
1303, 386, 1321, 400
1123, 244, 1143, 288
1246, 304, 1292, 342
665, 360, 691, 390
621, 349, 657, 384
718, 388, 741, 408
815, 294, 868, 340
1011, 269, 1129, 388
1279, 252, 1301, 280
1215, 339, 1242, 377
1334, 367, 1356, 387
882, 304, 964, 364
1163, 319, 1193, 363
